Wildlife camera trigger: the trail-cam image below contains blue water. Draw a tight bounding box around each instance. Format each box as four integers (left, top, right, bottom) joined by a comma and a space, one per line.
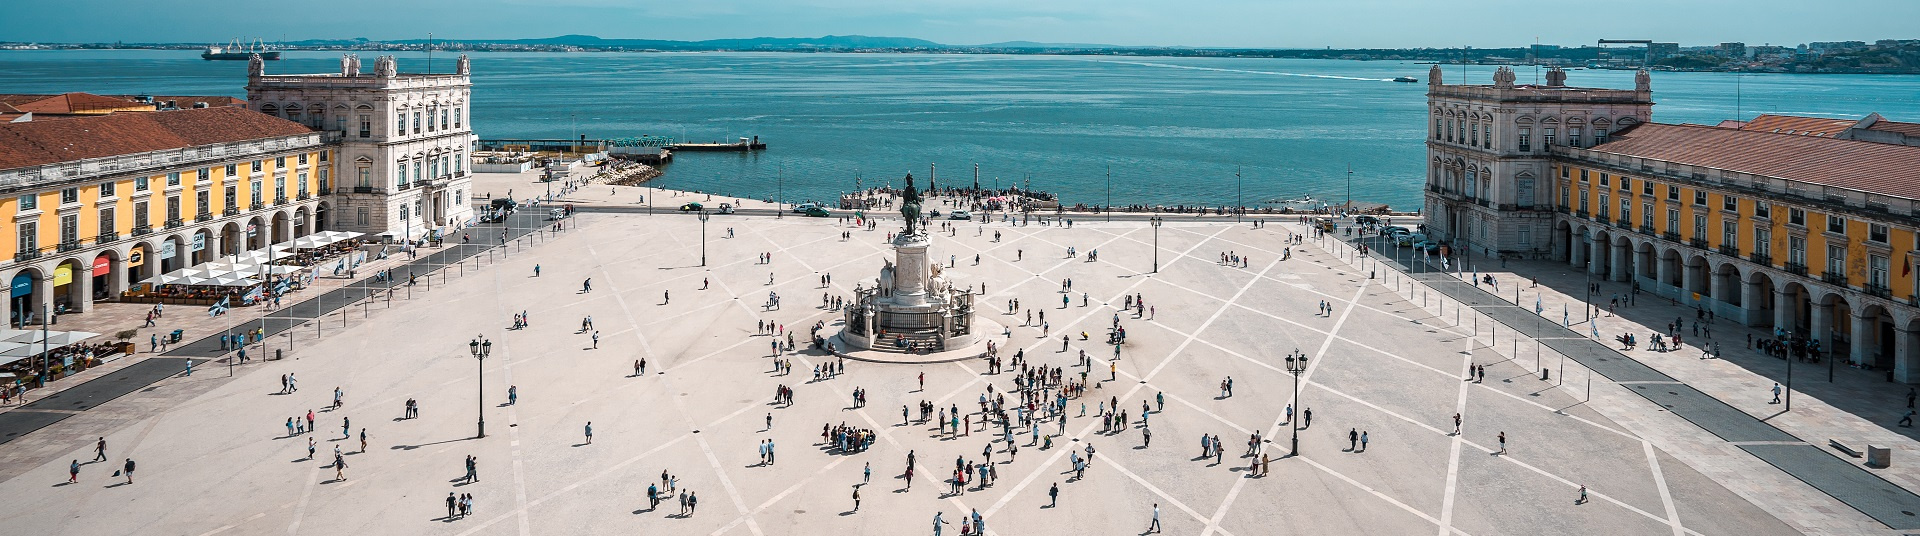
7, 50, 1920, 210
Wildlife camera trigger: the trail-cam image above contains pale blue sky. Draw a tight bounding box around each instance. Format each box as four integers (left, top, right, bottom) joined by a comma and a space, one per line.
10, 0, 1916, 48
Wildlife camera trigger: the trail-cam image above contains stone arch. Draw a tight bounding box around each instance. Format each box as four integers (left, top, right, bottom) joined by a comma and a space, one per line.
7, 265, 50, 327
1566, 116, 1585, 125
191, 227, 215, 264
1590, 229, 1614, 279
1659, 247, 1683, 289
89, 249, 122, 301
124, 241, 154, 290
1684, 253, 1711, 300
1553, 219, 1572, 261
1515, 116, 1534, 125
294, 206, 311, 237
1713, 261, 1743, 307
53, 257, 88, 313
1744, 269, 1778, 329
1635, 240, 1657, 280
271, 210, 293, 244
246, 215, 268, 250
315, 201, 331, 233
1816, 292, 1856, 358
1858, 303, 1897, 369
221, 222, 242, 256
1779, 280, 1814, 335
160, 234, 190, 274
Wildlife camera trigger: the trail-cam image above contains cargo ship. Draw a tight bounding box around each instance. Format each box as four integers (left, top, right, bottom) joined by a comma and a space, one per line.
202, 38, 280, 61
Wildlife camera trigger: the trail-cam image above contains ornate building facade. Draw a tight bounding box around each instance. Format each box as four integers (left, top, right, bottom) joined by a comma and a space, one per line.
246, 54, 476, 240
1423, 68, 1920, 381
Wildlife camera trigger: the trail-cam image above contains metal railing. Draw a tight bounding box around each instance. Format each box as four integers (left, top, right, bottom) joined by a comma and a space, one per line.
1864, 283, 1891, 298
1821, 271, 1848, 286
1748, 252, 1772, 266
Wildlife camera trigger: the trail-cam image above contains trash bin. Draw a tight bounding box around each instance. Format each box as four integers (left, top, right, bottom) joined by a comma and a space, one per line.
275, 349, 283, 361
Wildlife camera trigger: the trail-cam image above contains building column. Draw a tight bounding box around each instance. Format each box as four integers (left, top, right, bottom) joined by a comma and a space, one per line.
1656, 257, 1675, 295
1774, 289, 1797, 335
1896, 327, 1918, 384
108, 258, 128, 298
0, 284, 11, 329
205, 233, 221, 262
1570, 235, 1587, 268
36, 275, 54, 324
73, 266, 92, 313
1743, 279, 1768, 327
1588, 240, 1606, 276
1708, 269, 1727, 311
1611, 242, 1630, 282
1851, 311, 1875, 365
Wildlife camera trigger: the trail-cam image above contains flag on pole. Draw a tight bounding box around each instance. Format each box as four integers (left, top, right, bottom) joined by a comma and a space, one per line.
1535, 295, 1543, 314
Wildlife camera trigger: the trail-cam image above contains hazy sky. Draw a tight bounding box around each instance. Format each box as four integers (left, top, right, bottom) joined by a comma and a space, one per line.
10, 0, 1916, 48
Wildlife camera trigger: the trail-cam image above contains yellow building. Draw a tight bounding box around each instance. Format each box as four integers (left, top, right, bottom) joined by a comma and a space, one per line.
0, 106, 334, 325
1555, 119, 1920, 377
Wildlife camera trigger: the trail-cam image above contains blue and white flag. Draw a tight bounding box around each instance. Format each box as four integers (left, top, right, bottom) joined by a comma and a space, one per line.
1535, 296, 1543, 314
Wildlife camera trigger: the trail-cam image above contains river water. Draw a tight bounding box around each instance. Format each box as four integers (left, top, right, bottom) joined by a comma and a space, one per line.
6, 50, 1919, 210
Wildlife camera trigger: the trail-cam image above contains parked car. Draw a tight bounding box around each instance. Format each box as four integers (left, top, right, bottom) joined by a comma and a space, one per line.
679, 202, 704, 212
802, 206, 831, 217
717, 203, 735, 214
1398, 233, 1426, 247
1355, 215, 1381, 226
1383, 226, 1411, 237
792, 203, 819, 213
949, 210, 971, 220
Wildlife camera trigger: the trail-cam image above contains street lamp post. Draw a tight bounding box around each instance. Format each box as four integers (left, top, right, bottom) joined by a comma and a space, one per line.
697, 210, 711, 266
469, 336, 491, 438
776, 163, 784, 219
1149, 215, 1164, 273
1285, 348, 1309, 455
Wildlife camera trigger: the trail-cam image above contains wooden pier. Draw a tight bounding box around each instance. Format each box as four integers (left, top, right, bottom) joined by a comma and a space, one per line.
669, 136, 767, 152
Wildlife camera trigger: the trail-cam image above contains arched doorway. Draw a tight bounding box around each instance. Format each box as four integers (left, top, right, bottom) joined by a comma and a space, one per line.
315, 201, 331, 233
8, 268, 42, 327
1856, 304, 1894, 369
160, 235, 188, 274
53, 258, 85, 313
1744, 270, 1776, 328
90, 251, 118, 301
271, 211, 292, 245
1816, 292, 1853, 359
294, 207, 311, 238
1611, 235, 1633, 283
221, 222, 242, 256
1779, 281, 1813, 336
192, 229, 214, 264
126, 243, 151, 291
1659, 248, 1683, 292
1635, 241, 1656, 281
1590, 229, 1612, 278
246, 217, 267, 250
1552, 220, 1571, 262
1684, 254, 1710, 301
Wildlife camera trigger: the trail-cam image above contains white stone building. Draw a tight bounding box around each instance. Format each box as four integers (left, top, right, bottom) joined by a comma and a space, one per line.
1422, 65, 1652, 258
246, 54, 476, 241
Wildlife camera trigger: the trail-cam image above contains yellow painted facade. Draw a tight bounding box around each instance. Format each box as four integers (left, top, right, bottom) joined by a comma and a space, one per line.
4, 149, 332, 261
1557, 162, 1917, 302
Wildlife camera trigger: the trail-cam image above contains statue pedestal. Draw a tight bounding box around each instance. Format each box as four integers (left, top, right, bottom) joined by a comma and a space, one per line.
890, 234, 931, 305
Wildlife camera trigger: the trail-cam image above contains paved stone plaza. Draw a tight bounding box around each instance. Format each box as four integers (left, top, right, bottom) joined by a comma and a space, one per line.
0, 197, 1847, 535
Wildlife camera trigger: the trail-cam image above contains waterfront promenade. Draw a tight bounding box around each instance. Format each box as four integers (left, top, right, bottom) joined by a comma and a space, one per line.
0, 196, 1882, 534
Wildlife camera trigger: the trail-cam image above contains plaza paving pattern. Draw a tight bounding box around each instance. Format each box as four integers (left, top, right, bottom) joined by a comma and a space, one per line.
0, 207, 1823, 535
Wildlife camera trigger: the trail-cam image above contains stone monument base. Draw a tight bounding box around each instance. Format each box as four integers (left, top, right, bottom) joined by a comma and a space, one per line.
828, 318, 1001, 364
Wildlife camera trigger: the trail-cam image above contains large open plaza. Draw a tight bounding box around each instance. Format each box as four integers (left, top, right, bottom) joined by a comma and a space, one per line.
0, 182, 1891, 534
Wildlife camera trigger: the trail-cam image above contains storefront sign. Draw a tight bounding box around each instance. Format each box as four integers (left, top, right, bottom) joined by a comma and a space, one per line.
52, 265, 72, 286
127, 247, 146, 268
10, 274, 30, 298
191, 234, 206, 252
160, 241, 176, 260
91, 255, 111, 277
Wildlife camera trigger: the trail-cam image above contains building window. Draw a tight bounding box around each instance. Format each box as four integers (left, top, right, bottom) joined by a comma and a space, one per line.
356, 207, 369, 226
1579, 169, 1589, 183
225, 185, 237, 208
413, 111, 422, 134
427, 108, 437, 133
198, 167, 212, 182
1598, 194, 1610, 217
275, 156, 286, 169
1594, 128, 1608, 142
134, 201, 148, 227
17, 194, 36, 211
1568, 126, 1582, 147
319, 151, 328, 162
1667, 186, 1680, 200
1723, 195, 1737, 211
454, 152, 464, 174
1468, 122, 1478, 146
1642, 181, 1654, 196
1457, 121, 1466, 143
167, 172, 181, 186
1559, 185, 1569, 208
1826, 245, 1846, 277
360, 115, 372, 138
98, 208, 114, 238
454, 108, 462, 128
166, 195, 180, 222
1722, 220, 1737, 248
1693, 214, 1707, 240
1693, 190, 1707, 205
1869, 223, 1889, 243
1619, 198, 1631, 222
1577, 188, 1587, 213
1826, 215, 1846, 234
17, 222, 36, 254
59, 214, 77, 244
455, 190, 464, 205
251, 160, 263, 173
1618, 177, 1631, 192
1598, 173, 1609, 187
226, 163, 238, 176
1642, 203, 1653, 228
397, 111, 407, 135
400, 204, 409, 221
275, 177, 286, 200
1788, 236, 1806, 266
250, 179, 262, 205
396, 162, 407, 187
1559, 165, 1569, 179
135, 177, 149, 191
298, 153, 308, 165
1755, 228, 1771, 258
298, 172, 309, 194
1543, 128, 1556, 147
100, 182, 115, 197
336, 116, 347, 132
413, 159, 424, 182
1755, 202, 1770, 219
358, 166, 371, 187
196, 194, 209, 217
1667, 208, 1679, 232
429, 158, 439, 180
1434, 119, 1443, 140
1870, 255, 1889, 288
1518, 128, 1531, 152
60, 188, 78, 205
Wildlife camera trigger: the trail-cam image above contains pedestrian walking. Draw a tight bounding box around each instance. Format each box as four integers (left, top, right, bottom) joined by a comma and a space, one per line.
1771, 383, 1782, 404
121, 458, 135, 484
95, 437, 107, 462
1048, 482, 1059, 507
1498, 431, 1508, 454
584, 422, 594, 444
1147, 503, 1161, 533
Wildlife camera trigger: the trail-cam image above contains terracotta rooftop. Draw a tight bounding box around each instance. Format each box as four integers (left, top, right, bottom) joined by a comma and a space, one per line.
0, 107, 315, 171
1737, 114, 1854, 137
1866, 119, 1920, 137
1588, 123, 1920, 200
11, 92, 154, 115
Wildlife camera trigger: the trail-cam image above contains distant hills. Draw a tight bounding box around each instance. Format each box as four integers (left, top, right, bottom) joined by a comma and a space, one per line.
277, 34, 1129, 51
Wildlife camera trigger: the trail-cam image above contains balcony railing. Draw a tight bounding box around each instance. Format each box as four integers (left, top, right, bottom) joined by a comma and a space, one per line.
297, 192, 311, 201
318, 188, 334, 196
1662, 231, 1682, 242
13, 250, 43, 263
97, 230, 119, 243
351, 186, 379, 194
1716, 245, 1739, 256
131, 224, 152, 236
1595, 214, 1611, 224
1556, 206, 1570, 214
56, 240, 83, 253
164, 218, 184, 229
1784, 262, 1808, 276
250, 202, 264, 211
1575, 209, 1589, 219
196, 211, 214, 222
1820, 271, 1848, 286
1688, 237, 1710, 249
1864, 283, 1892, 298
224, 204, 239, 217
1748, 252, 1772, 266
1638, 225, 1656, 236
275, 196, 289, 206
1614, 219, 1632, 230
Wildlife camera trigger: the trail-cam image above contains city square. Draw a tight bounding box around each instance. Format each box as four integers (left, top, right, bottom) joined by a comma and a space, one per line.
0, 192, 1822, 535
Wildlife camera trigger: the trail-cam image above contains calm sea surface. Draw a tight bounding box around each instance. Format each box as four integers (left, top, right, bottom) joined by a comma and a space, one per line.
6, 50, 1920, 209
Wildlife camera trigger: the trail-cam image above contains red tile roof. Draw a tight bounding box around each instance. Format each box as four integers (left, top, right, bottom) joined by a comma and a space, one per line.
0, 107, 314, 171
1866, 119, 1920, 137
1737, 114, 1854, 137
1588, 123, 1920, 199
12, 92, 153, 114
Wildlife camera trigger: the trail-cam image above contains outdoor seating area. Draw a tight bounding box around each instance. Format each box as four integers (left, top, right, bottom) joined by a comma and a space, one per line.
122, 231, 364, 307
0, 328, 110, 394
